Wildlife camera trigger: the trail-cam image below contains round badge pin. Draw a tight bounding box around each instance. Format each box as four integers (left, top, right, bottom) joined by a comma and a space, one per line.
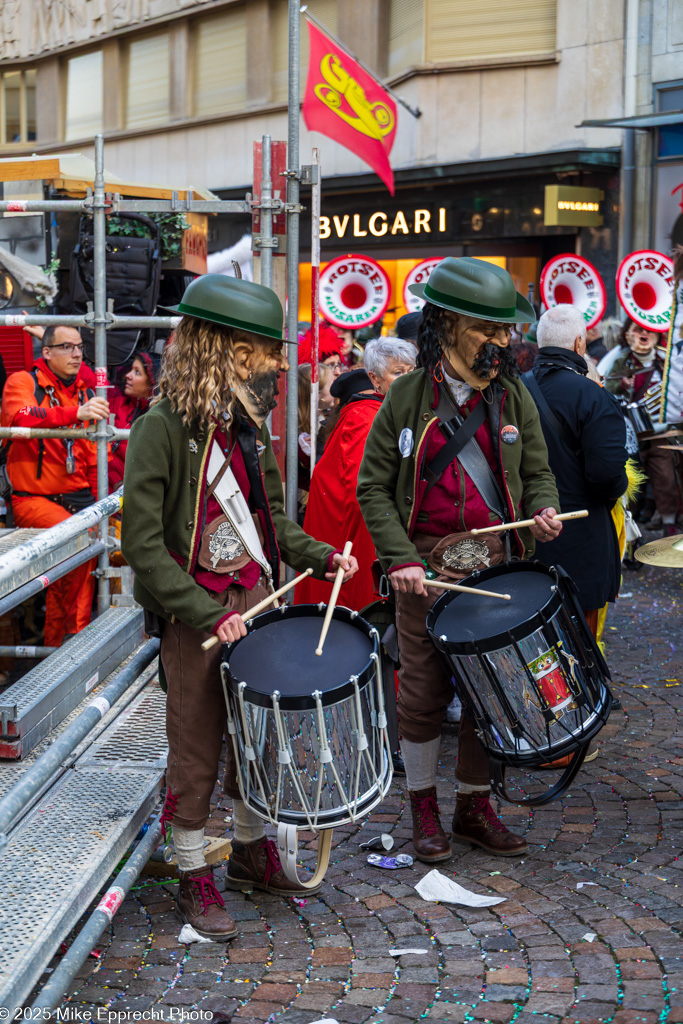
501, 425, 519, 445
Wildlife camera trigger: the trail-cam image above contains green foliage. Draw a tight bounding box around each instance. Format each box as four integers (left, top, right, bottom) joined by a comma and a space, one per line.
37, 252, 60, 310
105, 213, 190, 262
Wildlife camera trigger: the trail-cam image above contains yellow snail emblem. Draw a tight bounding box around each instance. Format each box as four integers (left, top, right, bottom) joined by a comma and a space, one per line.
314, 54, 395, 141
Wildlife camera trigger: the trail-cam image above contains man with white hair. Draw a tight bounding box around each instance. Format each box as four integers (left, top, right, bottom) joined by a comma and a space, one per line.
523, 304, 628, 636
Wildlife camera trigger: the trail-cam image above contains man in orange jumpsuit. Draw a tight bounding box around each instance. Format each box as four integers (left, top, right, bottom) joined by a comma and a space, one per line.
1, 326, 109, 646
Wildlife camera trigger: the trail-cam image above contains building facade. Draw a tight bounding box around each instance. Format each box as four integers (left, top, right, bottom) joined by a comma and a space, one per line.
1, 0, 681, 323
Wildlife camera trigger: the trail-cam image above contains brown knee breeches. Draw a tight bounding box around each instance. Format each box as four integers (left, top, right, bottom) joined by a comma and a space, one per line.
161, 580, 269, 830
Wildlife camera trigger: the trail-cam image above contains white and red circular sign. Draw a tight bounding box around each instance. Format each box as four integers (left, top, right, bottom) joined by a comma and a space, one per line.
402, 258, 442, 312
319, 254, 391, 329
616, 250, 674, 332
539, 254, 606, 330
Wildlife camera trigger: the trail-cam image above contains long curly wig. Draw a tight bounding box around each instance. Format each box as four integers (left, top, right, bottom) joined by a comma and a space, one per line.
154, 317, 237, 428
415, 303, 519, 380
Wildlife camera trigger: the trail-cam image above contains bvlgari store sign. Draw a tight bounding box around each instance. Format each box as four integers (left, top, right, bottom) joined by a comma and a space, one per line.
319, 207, 448, 239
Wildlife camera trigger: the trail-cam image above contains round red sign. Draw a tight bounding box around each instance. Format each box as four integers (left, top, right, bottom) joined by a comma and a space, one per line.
319, 255, 391, 329
539, 254, 607, 330
616, 250, 674, 332
402, 258, 443, 313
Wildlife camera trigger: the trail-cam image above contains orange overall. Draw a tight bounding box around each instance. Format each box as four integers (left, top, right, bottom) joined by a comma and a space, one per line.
1, 360, 99, 646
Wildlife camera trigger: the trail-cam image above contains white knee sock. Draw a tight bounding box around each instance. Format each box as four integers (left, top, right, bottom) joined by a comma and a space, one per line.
173, 826, 206, 873
457, 782, 490, 794
400, 737, 441, 791
232, 798, 266, 844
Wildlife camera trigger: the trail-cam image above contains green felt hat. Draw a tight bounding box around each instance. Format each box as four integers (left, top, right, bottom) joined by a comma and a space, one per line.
159, 274, 285, 341
408, 257, 535, 324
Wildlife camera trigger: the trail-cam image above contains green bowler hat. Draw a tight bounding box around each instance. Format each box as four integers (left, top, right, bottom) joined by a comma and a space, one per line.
159, 273, 284, 341
409, 257, 535, 324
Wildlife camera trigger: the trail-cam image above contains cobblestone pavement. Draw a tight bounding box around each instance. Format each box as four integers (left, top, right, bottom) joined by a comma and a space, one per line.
60, 558, 683, 1024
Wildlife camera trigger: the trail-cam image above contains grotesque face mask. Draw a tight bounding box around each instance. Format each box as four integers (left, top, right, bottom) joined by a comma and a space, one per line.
232, 331, 289, 427
441, 312, 514, 390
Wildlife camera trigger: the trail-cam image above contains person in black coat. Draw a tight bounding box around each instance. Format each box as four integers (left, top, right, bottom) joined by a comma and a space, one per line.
523, 304, 628, 634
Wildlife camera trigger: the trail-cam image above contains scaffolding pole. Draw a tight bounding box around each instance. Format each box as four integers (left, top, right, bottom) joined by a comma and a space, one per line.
92, 137, 110, 615
285, 0, 302, 544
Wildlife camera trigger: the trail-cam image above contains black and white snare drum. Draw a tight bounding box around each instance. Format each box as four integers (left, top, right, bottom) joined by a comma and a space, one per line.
427, 561, 612, 806
221, 604, 392, 884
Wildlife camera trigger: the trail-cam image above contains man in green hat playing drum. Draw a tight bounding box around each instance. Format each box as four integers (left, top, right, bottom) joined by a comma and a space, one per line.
122, 274, 357, 939
358, 257, 562, 860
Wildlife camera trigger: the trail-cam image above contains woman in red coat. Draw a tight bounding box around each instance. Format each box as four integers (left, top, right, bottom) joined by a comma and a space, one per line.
296, 337, 416, 611
109, 351, 159, 490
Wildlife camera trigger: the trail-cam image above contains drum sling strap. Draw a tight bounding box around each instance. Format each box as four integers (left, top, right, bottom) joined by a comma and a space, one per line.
425, 382, 508, 524
521, 369, 581, 457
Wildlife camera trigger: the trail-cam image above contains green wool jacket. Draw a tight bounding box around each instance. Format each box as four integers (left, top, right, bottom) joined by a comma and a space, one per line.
121, 398, 335, 634
357, 370, 560, 573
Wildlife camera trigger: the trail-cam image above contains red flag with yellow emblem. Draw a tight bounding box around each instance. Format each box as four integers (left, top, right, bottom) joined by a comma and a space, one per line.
302, 19, 397, 195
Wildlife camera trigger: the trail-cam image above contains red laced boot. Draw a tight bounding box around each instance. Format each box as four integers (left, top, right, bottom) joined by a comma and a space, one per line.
409, 787, 451, 863
452, 791, 527, 857
176, 866, 237, 940
227, 837, 321, 896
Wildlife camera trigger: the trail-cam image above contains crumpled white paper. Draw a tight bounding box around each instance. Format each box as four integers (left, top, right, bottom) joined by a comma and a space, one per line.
415, 869, 506, 907
309, 1019, 340, 1024
582, 932, 597, 942
389, 948, 429, 955
178, 923, 211, 944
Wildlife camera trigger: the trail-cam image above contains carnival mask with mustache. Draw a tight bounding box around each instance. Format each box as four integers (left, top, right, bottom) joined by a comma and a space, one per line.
442, 312, 514, 390
232, 332, 288, 427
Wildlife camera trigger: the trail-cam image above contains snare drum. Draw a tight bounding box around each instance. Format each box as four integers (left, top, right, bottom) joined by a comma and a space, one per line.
427, 561, 612, 805
220, 604, 393, 883
621, 398, 653, 438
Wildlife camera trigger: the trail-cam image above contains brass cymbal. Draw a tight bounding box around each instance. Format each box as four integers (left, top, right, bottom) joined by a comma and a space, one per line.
635, 534, 683, 567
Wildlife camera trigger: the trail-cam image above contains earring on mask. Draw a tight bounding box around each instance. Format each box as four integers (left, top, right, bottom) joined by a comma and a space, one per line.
433, 358, 444, 384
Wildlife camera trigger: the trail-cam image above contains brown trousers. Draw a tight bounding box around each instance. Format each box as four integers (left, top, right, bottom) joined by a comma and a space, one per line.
161, 580, 269, 830
642, 439, 679, 517
395, 583, 490, 788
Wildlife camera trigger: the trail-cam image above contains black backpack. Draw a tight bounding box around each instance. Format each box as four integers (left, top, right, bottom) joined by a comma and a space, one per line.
67, 212, 162, 367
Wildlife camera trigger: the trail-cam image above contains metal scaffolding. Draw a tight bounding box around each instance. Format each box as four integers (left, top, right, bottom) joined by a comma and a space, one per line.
0, 130, 287, 614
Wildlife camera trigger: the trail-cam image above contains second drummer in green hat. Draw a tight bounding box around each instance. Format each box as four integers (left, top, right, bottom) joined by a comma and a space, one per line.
358, 256, 562, 861
121, 273, 358, 940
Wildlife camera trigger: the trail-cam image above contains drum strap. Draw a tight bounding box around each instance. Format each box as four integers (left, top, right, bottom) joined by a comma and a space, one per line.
425, 384, 507, 523
521, 370, 581, 457
489, 746, 587, 807
276, 823, 333, 888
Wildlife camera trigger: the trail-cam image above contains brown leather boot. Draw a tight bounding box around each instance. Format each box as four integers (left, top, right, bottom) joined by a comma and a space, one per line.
226, 837, 322, 896
176, 866, 237, 940
452, 791, 527, 857
409, 787, 452, 863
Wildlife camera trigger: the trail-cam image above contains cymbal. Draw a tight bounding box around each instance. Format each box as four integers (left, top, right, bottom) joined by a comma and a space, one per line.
635, 534, 683, 567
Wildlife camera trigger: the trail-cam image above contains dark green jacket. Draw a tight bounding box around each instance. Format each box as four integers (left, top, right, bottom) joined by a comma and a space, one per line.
121, 398, 335, 633
357, 370, 560, 573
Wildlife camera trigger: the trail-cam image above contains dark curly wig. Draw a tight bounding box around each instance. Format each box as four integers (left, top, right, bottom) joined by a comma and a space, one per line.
416, 303, 519, 380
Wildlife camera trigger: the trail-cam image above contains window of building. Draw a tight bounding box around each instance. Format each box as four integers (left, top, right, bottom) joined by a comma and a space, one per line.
65, 51, 103, 141
272, 0, 338, 103
0, 69, 36, 145
193, 6, 247, 117
125, 32, 170, 130
388, 0, 424, 78
656, 82, 683, 160
425, 0, 556, 63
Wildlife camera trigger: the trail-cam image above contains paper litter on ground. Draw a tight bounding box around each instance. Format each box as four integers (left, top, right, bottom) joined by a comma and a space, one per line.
415, 869, 506, 907
389, 948, 429, 955
582, 932, 597, 942
178, 923, 211, 944
577, 882, 598, 888
309, 1019, 340, 1024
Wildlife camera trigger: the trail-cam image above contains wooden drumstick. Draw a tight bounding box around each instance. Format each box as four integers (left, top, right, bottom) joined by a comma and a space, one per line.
200, 568, 314, 651
470, 509, 589, 536
423, 578, 511, 601
315, 540, 353, 657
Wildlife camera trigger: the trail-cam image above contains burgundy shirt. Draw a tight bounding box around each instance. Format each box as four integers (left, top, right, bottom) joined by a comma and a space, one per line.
414, 392, 504, 536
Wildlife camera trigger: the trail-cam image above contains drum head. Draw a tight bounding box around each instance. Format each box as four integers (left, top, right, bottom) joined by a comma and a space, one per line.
430, 563, 561, 654
225, 606, 375, 709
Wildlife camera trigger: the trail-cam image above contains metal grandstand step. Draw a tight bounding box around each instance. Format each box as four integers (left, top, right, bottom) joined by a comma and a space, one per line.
0, 681, 167, 1014
0, 605, 144, 760
0, 528, 93, 599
